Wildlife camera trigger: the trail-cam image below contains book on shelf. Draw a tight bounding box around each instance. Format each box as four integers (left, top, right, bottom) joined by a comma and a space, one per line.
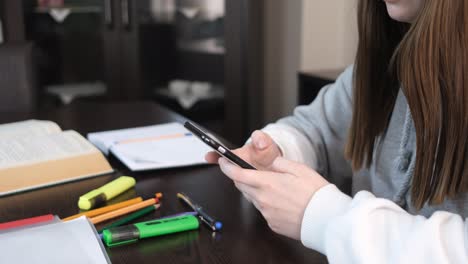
0, 120, 113, 196
0, 19, 3, 44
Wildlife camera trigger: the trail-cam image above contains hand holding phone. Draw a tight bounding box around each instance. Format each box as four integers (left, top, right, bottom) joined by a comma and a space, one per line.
184, 121, 257, 170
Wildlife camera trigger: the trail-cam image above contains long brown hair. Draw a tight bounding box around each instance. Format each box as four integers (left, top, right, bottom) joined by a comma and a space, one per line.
346, 0, 468, 209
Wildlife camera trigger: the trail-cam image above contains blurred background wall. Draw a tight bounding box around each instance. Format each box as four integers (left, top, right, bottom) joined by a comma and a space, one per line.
262, 0, 358, 124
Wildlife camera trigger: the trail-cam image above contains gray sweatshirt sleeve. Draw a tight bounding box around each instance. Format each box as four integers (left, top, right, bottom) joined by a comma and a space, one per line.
262, 66, 354, 187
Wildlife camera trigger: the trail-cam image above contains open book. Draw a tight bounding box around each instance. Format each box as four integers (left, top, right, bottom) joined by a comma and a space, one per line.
87, 122, 212, 171
0, 120, 113, 196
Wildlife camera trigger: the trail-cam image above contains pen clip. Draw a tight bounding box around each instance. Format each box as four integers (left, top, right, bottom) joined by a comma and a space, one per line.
177, 193, 197, 211
199, 216, 216, 231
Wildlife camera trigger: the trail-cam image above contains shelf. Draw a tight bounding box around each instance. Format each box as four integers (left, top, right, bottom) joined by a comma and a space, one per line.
177, 38, 225, 55
154, 85, 224, 108
34, 6, 102, 14
153, 91, 225, 123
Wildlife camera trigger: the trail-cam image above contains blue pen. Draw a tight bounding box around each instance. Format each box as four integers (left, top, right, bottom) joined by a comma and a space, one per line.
177, 193, 223, 231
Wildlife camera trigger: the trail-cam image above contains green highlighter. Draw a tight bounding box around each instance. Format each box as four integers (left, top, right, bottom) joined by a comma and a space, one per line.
102, 215, 200, 247
78, 176, 136, 210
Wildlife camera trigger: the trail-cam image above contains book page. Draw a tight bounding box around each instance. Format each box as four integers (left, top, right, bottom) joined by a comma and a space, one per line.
0, 120, 61, 140
0, 217, 110, 264
0, 130, 97, 169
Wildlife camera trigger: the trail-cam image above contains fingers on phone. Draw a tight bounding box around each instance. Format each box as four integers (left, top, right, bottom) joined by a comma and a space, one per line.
232, 147, 251, 161
205, 151, 221, 163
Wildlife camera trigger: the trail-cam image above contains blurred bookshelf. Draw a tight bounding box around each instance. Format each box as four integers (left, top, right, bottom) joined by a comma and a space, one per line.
1, 0, 264, 144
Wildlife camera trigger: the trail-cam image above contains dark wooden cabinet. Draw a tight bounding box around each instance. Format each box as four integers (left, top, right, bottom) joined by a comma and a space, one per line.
0, 0, 263, 144
0, 0, 26, 42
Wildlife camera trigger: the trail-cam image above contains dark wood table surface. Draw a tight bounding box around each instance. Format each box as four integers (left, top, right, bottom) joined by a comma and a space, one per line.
0, 101, 327, 264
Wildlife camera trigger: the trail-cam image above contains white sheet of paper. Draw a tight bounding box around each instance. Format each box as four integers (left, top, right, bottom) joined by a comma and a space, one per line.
88, 122, 211, 171
0, 217, 110, 264
112, 135, 211, 171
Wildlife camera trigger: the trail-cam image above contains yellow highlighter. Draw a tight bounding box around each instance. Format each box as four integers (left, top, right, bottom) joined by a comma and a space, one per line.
78, 176, 136, 210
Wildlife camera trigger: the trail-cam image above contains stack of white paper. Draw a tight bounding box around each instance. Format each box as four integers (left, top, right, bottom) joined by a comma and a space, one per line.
0, 216, 110, 264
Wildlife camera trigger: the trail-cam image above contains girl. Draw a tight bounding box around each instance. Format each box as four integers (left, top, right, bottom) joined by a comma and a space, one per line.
206, 0, 468, 263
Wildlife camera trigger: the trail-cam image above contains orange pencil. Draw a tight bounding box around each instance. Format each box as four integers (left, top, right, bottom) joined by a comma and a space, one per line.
63, 197, 143, 221
90, 198, 159, 224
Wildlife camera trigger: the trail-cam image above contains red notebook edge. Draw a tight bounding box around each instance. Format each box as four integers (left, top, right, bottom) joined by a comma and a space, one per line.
0, 214, 56, 230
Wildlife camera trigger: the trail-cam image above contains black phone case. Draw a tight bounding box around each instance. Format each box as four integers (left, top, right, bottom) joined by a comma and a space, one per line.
184, 121, 256, 170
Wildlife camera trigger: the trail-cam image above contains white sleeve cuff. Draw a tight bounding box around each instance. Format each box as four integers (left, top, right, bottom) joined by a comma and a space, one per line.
300, 184, 352, 253
261, 124, 319, 169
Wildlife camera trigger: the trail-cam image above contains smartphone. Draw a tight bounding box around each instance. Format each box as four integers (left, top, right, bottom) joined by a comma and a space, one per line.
184, 121, 257, 170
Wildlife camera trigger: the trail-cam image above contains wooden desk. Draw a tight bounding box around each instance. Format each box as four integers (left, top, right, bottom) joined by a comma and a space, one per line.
0, 101, 327, 264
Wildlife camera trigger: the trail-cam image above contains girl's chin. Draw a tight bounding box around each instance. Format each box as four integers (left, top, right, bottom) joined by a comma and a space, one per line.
385, 3, 416, 23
